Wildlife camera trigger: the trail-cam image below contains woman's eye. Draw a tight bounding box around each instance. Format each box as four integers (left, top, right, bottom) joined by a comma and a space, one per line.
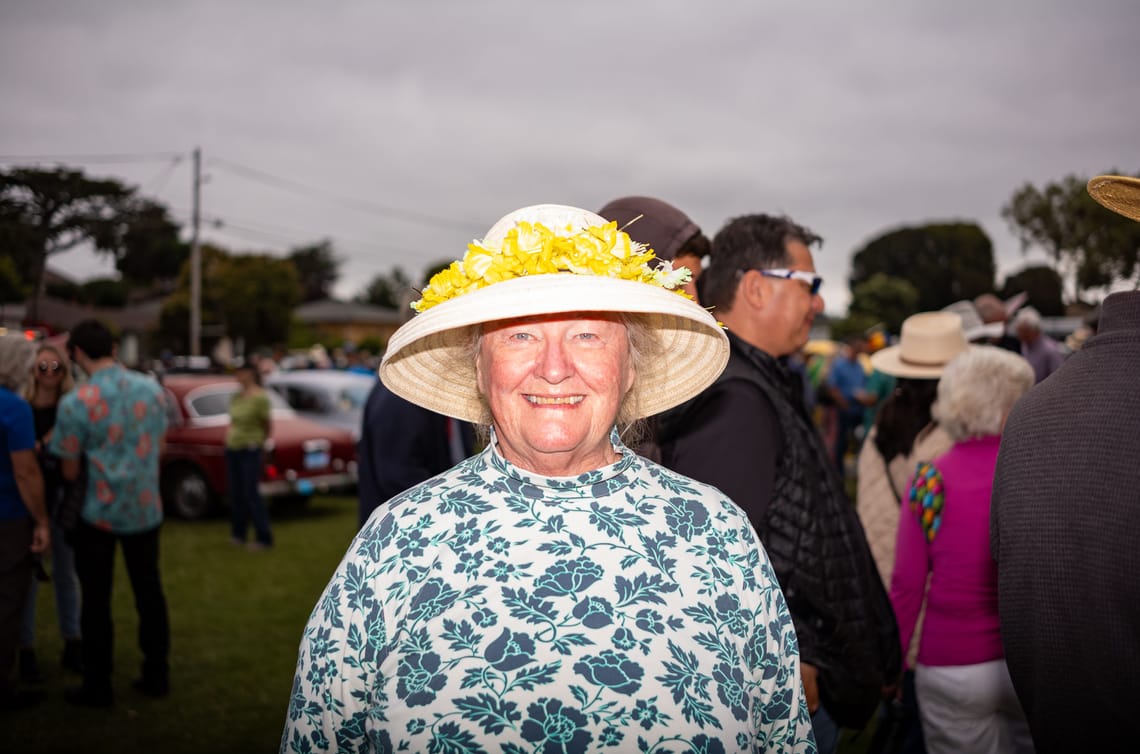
508, 332, 533, 342
575, 332, 599, 341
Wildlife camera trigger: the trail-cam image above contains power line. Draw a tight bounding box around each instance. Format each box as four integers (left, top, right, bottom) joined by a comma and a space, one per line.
0, 151, 185, 165
208, 155, 484, 233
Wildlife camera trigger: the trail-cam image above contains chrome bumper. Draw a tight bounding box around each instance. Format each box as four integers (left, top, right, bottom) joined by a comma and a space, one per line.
260, 470, 357, 498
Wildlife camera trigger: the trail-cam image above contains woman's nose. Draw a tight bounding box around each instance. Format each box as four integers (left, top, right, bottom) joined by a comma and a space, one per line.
535, 339, 571, 382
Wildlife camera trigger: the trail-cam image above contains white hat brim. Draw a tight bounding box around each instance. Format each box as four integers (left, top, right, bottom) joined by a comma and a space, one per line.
379, 274, 729, 423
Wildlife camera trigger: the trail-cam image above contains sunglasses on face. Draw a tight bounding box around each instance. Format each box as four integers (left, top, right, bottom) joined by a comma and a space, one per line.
37, 361, 62, 375
757, 268, 823, 296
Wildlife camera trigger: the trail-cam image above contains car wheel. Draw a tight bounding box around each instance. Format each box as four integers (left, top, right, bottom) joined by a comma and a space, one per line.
164, 465, 215, 520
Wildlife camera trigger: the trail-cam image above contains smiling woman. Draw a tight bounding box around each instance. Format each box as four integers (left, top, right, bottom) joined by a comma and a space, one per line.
281, 205, 819, 753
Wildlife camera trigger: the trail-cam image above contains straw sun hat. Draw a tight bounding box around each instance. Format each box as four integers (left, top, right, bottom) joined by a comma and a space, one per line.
1088, 174, 1140, 223
379, 204, 729, 424
869, 311, 969, 379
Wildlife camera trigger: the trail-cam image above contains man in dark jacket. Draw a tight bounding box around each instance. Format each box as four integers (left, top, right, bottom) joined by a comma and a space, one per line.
991, 175, 1140, 753
657, 213, 900, 753
356, 380, 473, 528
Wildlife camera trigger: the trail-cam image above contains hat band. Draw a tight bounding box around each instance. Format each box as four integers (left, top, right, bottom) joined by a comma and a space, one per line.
897, 351, 950, 367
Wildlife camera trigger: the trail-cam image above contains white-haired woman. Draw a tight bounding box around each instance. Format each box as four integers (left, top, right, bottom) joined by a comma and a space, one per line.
0, 335, 51, 707
282, 206, 816, 752
889, 346, 1035, 754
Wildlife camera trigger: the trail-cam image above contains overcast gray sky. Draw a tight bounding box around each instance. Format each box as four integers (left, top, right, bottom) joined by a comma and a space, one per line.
2, 0, 1138, 313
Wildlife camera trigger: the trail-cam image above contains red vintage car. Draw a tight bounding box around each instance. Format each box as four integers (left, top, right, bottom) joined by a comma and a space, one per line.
159, 374, 357, 519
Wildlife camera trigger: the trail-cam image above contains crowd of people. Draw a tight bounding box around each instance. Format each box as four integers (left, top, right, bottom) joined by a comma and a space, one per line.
2, 177, 1138, 753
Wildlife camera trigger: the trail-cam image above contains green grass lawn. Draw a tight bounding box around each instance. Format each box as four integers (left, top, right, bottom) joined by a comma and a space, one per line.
6, 495, 360, 754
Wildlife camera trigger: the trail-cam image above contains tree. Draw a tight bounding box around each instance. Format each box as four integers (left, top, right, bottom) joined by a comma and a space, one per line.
849, 222, 996, 312
114, 199, 188, 286
288, 240, 341, 302
357, 266, 412, 310
156, 245, 301, 355
0, 167, 134, 321
80, 277, 130, 308
999, 266, 1065, 317
1002, 172, 1140, 298
0, 256, 29, 305
846, 273, 920, 335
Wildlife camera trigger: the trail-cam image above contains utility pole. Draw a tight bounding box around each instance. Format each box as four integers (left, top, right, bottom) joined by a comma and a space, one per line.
189, 147, 202, 356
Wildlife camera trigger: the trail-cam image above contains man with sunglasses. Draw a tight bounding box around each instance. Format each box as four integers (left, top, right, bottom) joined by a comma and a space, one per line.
657, 214, 900, 753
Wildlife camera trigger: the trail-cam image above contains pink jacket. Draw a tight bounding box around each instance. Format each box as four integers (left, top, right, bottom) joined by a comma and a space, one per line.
890, 434, 1005, 667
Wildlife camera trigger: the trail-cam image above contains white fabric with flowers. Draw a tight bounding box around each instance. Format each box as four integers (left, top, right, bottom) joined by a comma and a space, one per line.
281, 432, 815, 754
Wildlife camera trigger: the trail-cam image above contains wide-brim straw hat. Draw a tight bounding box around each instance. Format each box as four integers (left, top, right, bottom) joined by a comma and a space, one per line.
379, 204, 729, 424
1088, 175, 1140, 222
870, 311, 969, 379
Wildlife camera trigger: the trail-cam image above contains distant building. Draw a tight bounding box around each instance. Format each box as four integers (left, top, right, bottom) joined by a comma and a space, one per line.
293, 299, 404, 347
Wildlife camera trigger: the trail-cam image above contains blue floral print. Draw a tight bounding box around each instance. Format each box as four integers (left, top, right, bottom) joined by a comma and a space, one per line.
281, 435, 815, 753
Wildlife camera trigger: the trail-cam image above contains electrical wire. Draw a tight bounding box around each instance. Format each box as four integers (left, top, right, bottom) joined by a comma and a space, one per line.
0, 151, 185, 165
208, 155, 484, 233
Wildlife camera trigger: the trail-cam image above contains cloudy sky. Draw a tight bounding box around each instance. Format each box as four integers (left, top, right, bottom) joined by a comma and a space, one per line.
2, 1, 1138, 313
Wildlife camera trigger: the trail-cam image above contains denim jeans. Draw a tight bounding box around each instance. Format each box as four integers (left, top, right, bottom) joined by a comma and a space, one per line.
226, 447, 272, 546
20, 518, 82, 646
811, 703, 840, 754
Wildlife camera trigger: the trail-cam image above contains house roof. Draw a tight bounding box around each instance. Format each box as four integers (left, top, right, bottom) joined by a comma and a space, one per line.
294, 299, 406, 325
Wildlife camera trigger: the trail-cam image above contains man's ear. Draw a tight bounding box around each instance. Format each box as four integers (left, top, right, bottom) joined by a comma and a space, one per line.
738, 269, 767, 311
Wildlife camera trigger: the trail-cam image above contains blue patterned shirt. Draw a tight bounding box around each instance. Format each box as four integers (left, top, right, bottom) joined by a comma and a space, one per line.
49, 364, 167, 534
282, 434, 815, 753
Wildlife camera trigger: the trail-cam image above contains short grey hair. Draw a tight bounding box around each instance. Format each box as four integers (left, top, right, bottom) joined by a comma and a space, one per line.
932, 346, 1035, 441
470, 313, 659, 439
0, 335, 35, 392
1013, 306, 1042, 332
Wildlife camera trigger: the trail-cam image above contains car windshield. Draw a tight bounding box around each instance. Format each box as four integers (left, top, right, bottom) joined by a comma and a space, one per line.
188, 385, 290, 417
338, 384, 371, 410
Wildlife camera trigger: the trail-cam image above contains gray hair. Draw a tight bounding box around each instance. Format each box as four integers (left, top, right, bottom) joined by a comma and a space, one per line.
932, 346, 1035, 441
1013, 306, 1042, 332
469, 313, 660, 441
0, 335, 35, 392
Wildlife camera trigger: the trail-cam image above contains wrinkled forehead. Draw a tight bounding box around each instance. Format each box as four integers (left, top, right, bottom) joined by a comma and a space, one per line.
480, 311, 626, 333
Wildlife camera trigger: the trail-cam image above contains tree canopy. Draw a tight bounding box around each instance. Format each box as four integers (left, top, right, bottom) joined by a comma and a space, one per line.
846, 273, 920, 335
1000, 265, 1065, 317
357, 266, 412, 310
1002, 171, 1140, 298
849, 222, 996, 312
288, 240, 341, 302
156, 245, 301, 354
0, 167, 133, 321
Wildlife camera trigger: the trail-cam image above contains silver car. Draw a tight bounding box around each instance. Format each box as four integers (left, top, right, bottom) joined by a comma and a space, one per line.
264, 369, 375, 441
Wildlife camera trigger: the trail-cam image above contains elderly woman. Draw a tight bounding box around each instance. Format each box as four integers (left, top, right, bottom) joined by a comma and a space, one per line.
0, 335, 51, 707
282, 206, 816, 753
889, 346, 1034, 754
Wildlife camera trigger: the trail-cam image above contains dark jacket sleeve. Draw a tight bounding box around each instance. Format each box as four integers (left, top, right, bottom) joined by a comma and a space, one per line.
358, 383, 450, 526
664, 379, 783, 534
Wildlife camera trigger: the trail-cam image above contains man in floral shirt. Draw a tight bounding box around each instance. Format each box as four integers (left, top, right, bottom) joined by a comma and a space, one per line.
50, 319, 170, 707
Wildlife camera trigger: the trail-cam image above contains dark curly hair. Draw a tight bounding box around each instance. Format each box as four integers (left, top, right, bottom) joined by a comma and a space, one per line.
700, 214, 822, 311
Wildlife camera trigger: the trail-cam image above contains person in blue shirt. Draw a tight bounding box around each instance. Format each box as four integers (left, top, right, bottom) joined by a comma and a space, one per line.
0, 334, 50, 708
825, 337, 869, 476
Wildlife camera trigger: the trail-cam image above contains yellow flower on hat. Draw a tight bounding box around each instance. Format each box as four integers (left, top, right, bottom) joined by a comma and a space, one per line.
411, 220, 693, 312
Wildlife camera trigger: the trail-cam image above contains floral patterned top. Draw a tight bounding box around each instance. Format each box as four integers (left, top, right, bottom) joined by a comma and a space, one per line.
282, 433, 815, 754
49, 364, 167, 534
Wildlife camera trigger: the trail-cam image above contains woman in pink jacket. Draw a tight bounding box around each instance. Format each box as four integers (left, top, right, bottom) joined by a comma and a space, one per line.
890, 346, 1035, 754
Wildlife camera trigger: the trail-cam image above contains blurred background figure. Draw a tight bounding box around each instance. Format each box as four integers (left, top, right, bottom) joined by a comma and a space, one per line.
857, 312, 967, 754
890, 346, 1035, 754
226, 363, 274, 550
597, 196, 710, 301
973, 294, 1023, 352
19, 343, 83, 683
1011, 306, 1064, 383
991, 174, 1140, 754
0, 334, 51, 710
356, 379, 474, 529
825, 335, 868, 477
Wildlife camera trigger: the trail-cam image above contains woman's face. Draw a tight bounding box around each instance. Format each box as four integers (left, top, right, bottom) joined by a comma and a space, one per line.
476, 313, 635, 477
34, 350, 65, 389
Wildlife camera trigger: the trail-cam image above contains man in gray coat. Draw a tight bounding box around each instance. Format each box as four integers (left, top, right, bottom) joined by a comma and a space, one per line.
991, 174, 1140, 753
